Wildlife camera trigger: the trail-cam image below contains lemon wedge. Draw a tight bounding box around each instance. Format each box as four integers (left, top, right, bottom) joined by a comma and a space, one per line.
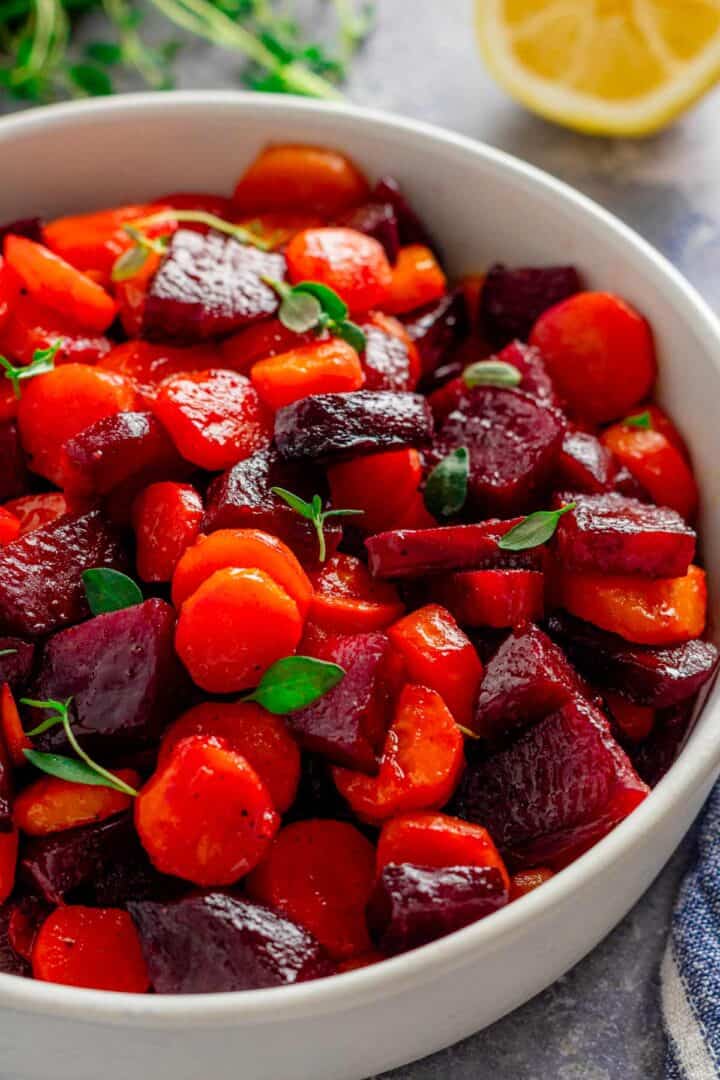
475, 0, 720, 135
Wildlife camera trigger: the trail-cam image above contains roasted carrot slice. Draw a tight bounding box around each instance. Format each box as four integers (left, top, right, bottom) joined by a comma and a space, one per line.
14, 771, 139, 836
233, 144, 369, 216
383, 245, 447, 315
32, 906, 149, 992
251, 339, 365, 410
309, 553, 404, 633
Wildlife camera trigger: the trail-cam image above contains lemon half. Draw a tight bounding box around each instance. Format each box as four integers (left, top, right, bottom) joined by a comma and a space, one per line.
476, 0, 720, 135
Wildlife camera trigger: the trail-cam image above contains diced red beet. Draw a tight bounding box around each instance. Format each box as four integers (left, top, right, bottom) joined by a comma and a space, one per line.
29, 598, 183, 756
275, 391, 433, 462
480, 263, 582, 346
361, 320, 418, 392
403, 291, 468, 376
19, 813, 171, 905
288, 632, 391, 773
555, 430, 617, 495
472, 624, 581, 739
496, 341, 559, 407
0, 218, 44, 245
429, 569, 545, 629
0, 423, 28, 501
335, 202, 400, 263
5, 895, 50, 964
61, 411, 187, 496
372, 177, 435, 248
0, 636, 34, 692
0, 904, 30, 977
0, 511, 125, 638
0, 729, 12, 832
202, 447, 341, 567
128, 892, 333, 993
546, 611, 719, 708
452, 693, 649, 869
365, 519, 545, 580
430, 387, 566, 516
143, 229, 286, 343
471, 629, 512, 666
553, 492, 696, 577
367, 862, 509, 955
612, 465, 650, 502
630, 702, 695, 787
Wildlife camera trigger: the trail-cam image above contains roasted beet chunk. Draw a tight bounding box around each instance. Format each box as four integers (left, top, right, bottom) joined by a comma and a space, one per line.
0, 511, 125, 637
30, 598, 182, 755
128, 892, 332, 993
0, 904, 30, 977
335, 202, 400, 263
430, 387, 565, 516
453, 694, 649, 869
62, 411, 186, 495
202, 447, 341, 566
496, 341, 558, 407
20, 813, 171, 905
143, 229, 285, 343
367, 862, 509, 955
275, 391, 433, 462
547, 611, 719, 708
630, 702, 695, 787
555, 430, 617, 495
472, 624, 581, 739
0, 637, 34, 692
373, 177, 435, 248
362, 319, 418, 392
0, 423, 28, 501
403, 291, 468, 377
553, 492, 696, 577
0, 217, 43, 245
365, 519, 545, 580
480, 264, 582, 346
288, 632, 391, 773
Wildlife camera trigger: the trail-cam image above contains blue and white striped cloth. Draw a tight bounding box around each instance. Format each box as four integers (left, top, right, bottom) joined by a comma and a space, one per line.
663, 784, 720, 1078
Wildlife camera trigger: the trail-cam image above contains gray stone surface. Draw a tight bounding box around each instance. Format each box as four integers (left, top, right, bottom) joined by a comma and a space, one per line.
4, 1, 720, 1075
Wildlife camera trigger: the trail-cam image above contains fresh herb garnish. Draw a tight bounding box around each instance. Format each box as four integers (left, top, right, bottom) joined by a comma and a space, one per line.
463, 359, 522, 389
623, 410, 652, 429
21, 697, 139, 796
82, 568, 143, 616
497, 502, 577, 552
242, 655, 345, 714
424, 448, 469, 519
0, 341, 62, 399
264, 278, 367, 352
271, 487, 363, 562
111, 209, 271, 281
0, 649, 17, 658
0, 1, 375, 104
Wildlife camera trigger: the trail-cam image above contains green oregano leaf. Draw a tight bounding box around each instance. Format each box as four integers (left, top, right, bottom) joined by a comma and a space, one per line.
623, 410, 652, 429
497, 502, 577, 552
0, 649, 17, 658
23, 751, 125, 789
333, 319, 367, 353
243, 656, 345, 714
264, 278, 366, 351
82, 568, 143, 616
424, 448, 469, 519
111, 243, 152, 282
278, 290, 324, 333
272, 487, 363, 562
293, 281, 348, 322
463, 359, 522, 389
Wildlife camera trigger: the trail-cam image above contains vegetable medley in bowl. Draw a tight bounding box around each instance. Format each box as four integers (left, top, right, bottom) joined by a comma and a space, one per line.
0, 142, 715, 995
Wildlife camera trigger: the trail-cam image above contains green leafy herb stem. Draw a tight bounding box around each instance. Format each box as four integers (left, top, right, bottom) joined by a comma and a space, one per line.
0, 341, 62, 399
264, 278, 367, 352
271, 487, 363, 563
497, 502, 577, 552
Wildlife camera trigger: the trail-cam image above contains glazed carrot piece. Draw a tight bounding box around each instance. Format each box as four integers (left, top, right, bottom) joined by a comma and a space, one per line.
152, 369, 272, 471
0, 828, 18, 904
0, 293, 112, 369
132, 482, 204, 583
4, 493, 69, 536
7, 897, 49, 962
135, 735, 279, 885
604, 692, 655, 742
220, 317, 319, 374
0, 507, 20, 546
0, 257, 21, 334
175, 567, 304, 693
98, 341, 222, 405
14, 770, 139, 836
247, 819, 376, 960
387, 604, 483, 727
285, 228, 392, 315
251, 339, 365, 410
309, 553, 404, 634
158, 701, 300, 813
383, 245, 447, 315
17, 363, 137, 486
43, 203, 166, 281
32, 907, 150, 992
556, 564, 707, 646
333, 684, 465, 824
327, 449, 423, 534
0, 684, 31, 767
430, 569, 545, 628
233, 144, 370, 216
172, 528, 313, 618
376, 812, 509, 887
601, 423, 698, 520
509, 868, 554, 901
5, 235, 118, 333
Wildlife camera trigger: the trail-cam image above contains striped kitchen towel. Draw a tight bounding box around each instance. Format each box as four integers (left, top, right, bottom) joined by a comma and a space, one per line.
663, 783, 720, 1078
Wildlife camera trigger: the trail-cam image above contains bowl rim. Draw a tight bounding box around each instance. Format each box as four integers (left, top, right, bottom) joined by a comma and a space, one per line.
1, 89, 719, 1027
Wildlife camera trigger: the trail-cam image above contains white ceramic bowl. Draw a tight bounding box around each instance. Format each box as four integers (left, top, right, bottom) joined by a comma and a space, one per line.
0, 92, 718, 1080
